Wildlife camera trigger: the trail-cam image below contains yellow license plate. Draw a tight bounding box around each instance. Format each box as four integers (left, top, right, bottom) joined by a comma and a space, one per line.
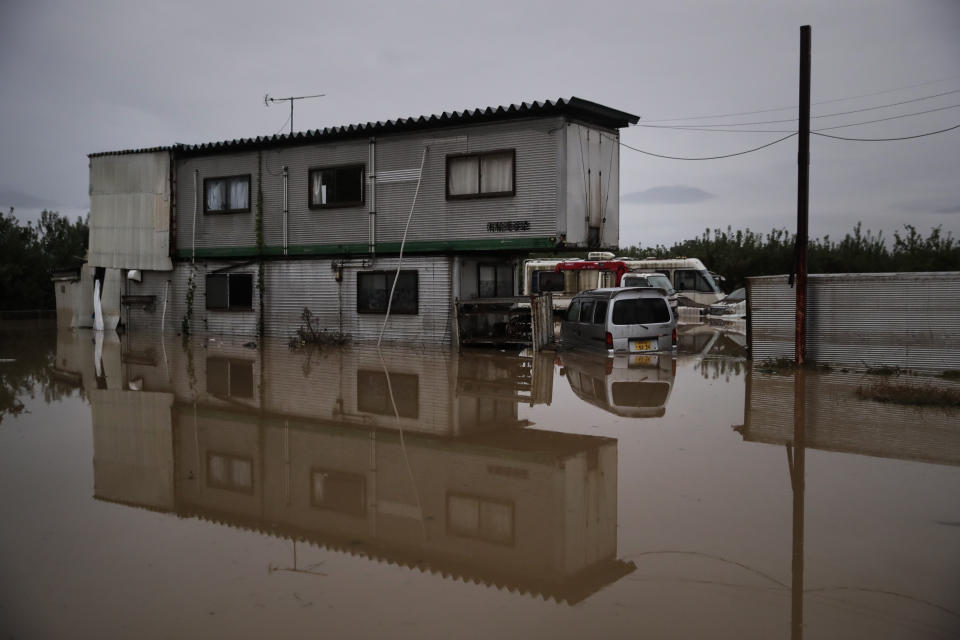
630, 354, 654, 367
631, 340, 653, 352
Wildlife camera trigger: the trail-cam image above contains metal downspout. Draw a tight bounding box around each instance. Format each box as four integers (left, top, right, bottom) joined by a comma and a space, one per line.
282, 166, 289, 255
191, 169, 198, 263
368, 137, 376, 263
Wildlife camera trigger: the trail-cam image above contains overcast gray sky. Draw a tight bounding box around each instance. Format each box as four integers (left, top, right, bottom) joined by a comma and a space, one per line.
1, 0, 958, 247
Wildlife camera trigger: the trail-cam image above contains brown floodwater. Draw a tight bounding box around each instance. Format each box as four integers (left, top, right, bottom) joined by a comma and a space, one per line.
1, 323, 958, 639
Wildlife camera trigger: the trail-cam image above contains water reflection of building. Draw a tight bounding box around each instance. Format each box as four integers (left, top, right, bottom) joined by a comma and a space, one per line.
559, 351, 675, 418
57, 330, 634, 604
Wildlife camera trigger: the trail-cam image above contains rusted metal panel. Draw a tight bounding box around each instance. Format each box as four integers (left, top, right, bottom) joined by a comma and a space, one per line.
748, 272, 960, 370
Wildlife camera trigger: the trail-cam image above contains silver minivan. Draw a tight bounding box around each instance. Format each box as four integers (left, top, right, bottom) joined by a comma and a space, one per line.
561, 288, 676, 355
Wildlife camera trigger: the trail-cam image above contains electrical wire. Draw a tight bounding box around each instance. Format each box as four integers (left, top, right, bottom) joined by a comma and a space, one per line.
274, 113, 292, 136
625, 103, 960, 136
620, 132, 796, 160
812, 123, 960, 141
814, 103, 960, 131
637, 89, 960, 129
641, 74, 960, 123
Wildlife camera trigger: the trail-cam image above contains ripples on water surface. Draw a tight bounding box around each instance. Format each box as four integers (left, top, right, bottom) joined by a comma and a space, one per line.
0, 323, 958, 639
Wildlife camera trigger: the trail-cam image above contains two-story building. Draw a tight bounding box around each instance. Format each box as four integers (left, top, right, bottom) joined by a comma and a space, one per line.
78, 97, 638, 344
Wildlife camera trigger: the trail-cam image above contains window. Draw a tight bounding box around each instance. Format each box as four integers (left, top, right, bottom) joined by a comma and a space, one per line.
611, 298, 671, 325
357, 271, 418, 314
309, 165, 364, 208
206, 452, 254, 493
593, 300, 608, 324
478, 264, 513, 298
578, 300, 595, 323
447, 493, 514, 545
311, 468, 366, 517
533, 270, 564, 293
565, 299, 581, 323
446, 150, 515, 199
206, 273, 253, 310
204, 175, 250, 213
675, 269, 718, 293
206, 357, 254, 399
356, 370, 419, 418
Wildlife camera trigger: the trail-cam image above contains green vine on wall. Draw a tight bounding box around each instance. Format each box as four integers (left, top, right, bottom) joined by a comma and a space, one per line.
256, 151, 266, 339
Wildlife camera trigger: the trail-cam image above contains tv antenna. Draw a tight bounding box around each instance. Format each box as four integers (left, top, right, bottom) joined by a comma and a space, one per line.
264, 92, 325, 135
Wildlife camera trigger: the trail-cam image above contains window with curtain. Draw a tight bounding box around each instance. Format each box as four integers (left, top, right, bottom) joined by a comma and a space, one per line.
446, 493, 514, 545
446, 150, 515, 199
204, 175, 250, 213
309, 165, 364, 208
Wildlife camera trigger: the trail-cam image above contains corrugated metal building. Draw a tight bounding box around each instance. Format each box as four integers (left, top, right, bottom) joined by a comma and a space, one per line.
747, 272, 960, 371
80, 98, 639, 344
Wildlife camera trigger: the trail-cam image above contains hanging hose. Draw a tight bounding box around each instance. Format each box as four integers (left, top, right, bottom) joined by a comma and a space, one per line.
378, 147, 428, 347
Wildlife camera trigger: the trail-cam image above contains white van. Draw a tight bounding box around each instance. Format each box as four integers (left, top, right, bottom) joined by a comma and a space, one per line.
626, 257, 724, 306
619, 271, 679, 311
560, 288, 676, 355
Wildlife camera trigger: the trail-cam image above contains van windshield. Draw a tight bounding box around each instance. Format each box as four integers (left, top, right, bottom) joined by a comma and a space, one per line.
612, 298, 670, 325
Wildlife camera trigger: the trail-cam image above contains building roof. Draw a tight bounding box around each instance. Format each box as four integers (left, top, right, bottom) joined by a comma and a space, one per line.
89, 97, 639, 158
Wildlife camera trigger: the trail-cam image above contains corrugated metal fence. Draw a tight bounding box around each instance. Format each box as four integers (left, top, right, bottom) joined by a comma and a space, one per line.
748, 272, 960, 371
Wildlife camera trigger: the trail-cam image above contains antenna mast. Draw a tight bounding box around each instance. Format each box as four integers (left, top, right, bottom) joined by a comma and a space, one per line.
264, 92, 325, 135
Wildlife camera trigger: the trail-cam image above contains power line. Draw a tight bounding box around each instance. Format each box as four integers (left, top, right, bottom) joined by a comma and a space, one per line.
626, 103, 960, 135
814, 103, 960, 131
620, 132, 797, 160
637, 89, 960, 129
641, 74, 960, 123
812, 123, 960, 141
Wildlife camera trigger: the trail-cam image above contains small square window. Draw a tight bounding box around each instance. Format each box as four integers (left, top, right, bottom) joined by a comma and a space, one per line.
204, 175, 250, 213
206, 273, 253, 311
357, 271, 418, 314
311, 468, 366, 517
309, 165, 364, 208
356, 370, 419, 418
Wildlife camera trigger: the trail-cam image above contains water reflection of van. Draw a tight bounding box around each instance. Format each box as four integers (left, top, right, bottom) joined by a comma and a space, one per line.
559, 350, 676, 418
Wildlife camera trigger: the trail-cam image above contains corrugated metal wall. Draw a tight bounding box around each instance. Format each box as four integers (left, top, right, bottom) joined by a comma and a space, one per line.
748, 272, 960, 370
88, 152, 173, 271
175, 118, 563, 254
564, 123, 619, 248
264, 255, 454, 344
175, 152, 261, 254
126, 255, 454, 344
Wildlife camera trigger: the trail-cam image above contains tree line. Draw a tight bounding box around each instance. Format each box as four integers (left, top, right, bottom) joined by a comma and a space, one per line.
620, 223, 960, 292
0, 208, 89, 311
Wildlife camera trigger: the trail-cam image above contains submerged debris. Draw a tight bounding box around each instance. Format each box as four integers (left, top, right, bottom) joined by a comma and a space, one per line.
755, 358, 831, 375
288, 308, 351, 349
856, 380, 960, 409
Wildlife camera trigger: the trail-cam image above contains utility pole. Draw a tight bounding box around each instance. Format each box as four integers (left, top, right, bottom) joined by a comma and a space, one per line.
795, 26, 811, 366
265, 93, 325, 135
